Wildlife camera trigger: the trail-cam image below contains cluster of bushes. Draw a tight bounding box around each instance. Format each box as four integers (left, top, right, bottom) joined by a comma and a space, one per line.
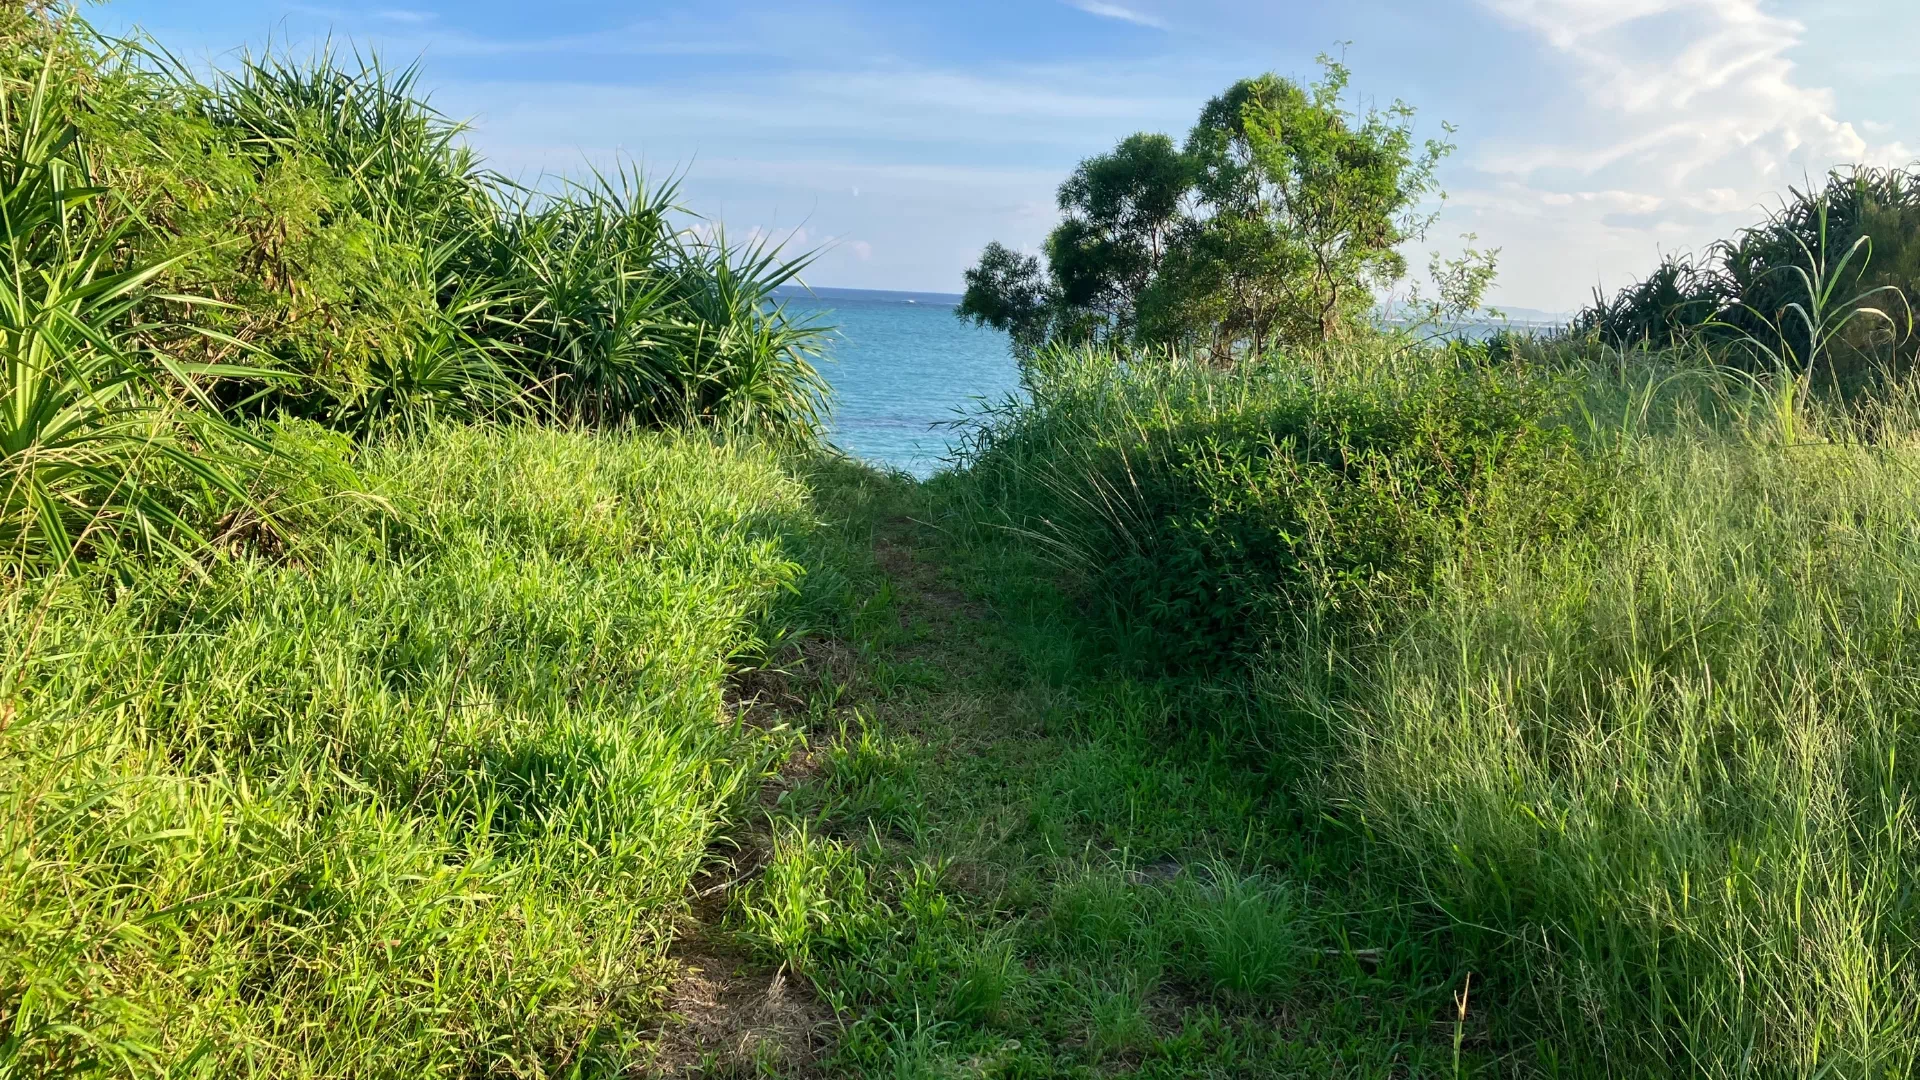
1, 6, 827, 569
1569, 165, 1920, 389
0, 9, 856, 1074
966, 38, 1920, 1076
957, 342, 1594, 668
954, 325, 1920, 1072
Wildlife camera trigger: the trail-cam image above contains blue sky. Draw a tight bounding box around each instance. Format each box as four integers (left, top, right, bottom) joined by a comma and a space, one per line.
101, 0, 1919, 313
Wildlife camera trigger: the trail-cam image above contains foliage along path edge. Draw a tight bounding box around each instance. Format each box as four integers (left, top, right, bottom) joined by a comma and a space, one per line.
657, 463, 1496, 1078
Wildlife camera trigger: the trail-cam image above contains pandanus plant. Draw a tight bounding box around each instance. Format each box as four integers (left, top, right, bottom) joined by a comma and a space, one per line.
0, 43, 265, 568
1713, 201, 1915, 444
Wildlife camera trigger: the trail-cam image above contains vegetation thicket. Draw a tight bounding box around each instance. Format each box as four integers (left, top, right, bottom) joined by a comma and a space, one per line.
782, 54, 1920, 1079
1567, 165, 1920, 391
13, 2, 1920, 1076
886, 334, 1920, 1076
954, 343, 1595, 668
0, 4, 830, 565
0, 5, 849, 1075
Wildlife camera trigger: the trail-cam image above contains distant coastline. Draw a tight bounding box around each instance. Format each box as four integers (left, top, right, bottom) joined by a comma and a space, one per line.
780, 285, 1572, 339
773, 284, 965, 308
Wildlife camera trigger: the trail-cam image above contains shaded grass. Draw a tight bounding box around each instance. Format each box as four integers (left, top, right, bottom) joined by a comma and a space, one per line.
719, 474, 1492, 1078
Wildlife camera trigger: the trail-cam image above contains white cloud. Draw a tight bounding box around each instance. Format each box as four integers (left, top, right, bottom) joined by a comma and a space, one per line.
1482, 0, 1875, 176
1458, 0, 1917, 309
1062, 1, 1166, 30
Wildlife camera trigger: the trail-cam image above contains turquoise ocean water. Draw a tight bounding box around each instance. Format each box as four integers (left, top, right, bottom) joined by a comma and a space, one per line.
779, 286, 1019, 478
781, 287, 1568, 477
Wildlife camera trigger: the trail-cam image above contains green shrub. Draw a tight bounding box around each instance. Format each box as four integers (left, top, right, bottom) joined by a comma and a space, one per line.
488, 172, 830, 437
1571, 165, 1920, 393
0, 6, 838, 571
4, 9, 829, 459
0, 21, 268, 569
961, 344, 1596, 668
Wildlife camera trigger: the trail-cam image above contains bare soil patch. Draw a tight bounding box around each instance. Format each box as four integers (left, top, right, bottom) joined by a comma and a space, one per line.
651, 937, 833, 1077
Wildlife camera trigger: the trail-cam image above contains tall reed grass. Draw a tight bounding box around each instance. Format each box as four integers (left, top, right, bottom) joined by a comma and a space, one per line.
953, 336, 1920, 1075
1329, 372, 1920, 1075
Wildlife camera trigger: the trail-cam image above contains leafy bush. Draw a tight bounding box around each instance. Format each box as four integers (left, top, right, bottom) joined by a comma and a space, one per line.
1572, 166, 1920, 391
488, 171, 829, 435
960, 344, 1595, 668
164, 47, 829, 439
0, 7, 833, 569
9, 9, 828, 450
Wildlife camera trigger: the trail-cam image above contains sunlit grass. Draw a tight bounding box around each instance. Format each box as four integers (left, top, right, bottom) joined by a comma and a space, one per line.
0, 425, 817, 1075
1337, 388, 1920, 1075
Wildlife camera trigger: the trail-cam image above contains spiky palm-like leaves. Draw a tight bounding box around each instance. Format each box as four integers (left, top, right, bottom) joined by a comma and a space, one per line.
1, 15, 834, 568
191, 54, 832, 438
493, 167, 829, 437
671, 224, 830, 438
1575, 167, 1920, 390
0, 45, 262, 567
198, 45, 494, 243
1710, 203, 1913, 442
347, 285, 522, 439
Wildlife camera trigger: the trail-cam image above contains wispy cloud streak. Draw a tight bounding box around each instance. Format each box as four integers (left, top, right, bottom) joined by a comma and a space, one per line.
1062, 1, 1166, 30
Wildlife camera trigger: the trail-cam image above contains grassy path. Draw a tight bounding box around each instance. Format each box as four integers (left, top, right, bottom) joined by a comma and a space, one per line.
674, 470, 1497, 1078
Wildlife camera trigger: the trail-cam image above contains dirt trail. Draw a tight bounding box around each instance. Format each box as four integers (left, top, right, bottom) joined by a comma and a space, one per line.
652, 517, 967, 1076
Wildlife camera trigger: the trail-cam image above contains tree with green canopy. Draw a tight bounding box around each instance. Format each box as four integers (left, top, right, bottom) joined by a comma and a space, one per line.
960, 58, 1474, 361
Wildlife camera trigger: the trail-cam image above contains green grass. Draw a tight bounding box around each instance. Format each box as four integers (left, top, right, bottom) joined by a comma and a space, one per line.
691, 348, 1920, 1078
706, 460, 1491, 1078
1339, 395, 1920, 1074
13, 334, 1920, 1077
15, 319, 1920, 1077
0, 424, 830, 1076
12, 1, 1919, 1075
9, 3, 1920, 1063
